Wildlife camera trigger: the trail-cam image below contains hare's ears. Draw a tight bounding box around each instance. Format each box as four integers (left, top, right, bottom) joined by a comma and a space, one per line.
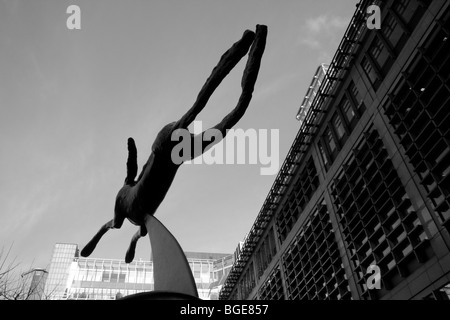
125, 137, 138, 185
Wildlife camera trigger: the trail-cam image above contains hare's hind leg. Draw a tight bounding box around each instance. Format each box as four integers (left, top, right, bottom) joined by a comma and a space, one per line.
125, 225, 147, 263
80, 219, 114, 257
80, 214, 125, 258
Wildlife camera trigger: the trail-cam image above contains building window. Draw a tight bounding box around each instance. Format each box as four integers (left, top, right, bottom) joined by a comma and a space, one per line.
237, 263, 256, 299
347, 81, 365, 115
194, 263, 201, 278
110, 272, 118, 282
340, 97, 356, 129
258, 267, 285, 300
255, 228, 277, 280
392, 0, 428, 28
318, 141, 329, 169
276, 157, 319, 243
145, 270, 152, 284
393, 0, 409, 17
102, 271, 110, 282
369, 37, 383, 59
361, 56, 381, 90
324, 127, 337, 156
332, 113, 346, 142
382, 13, 408, 52
368, 36, 394, 75
128, 270, 136, 283
136, 268, 144, 283
317, 108, 353, 170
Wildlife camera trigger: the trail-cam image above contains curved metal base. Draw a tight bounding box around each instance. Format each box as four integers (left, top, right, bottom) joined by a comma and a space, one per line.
145, 215, 199, 298
119, 290, 201, 300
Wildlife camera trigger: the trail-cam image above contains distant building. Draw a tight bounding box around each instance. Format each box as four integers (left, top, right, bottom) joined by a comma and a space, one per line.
207, 255, 235, 300
21, 268, 48, 300
220, 0, 450, 300
44, 243, 233, 300
234, 241, 245, 262
296, 64, 329, 124
44, 243, 79, 299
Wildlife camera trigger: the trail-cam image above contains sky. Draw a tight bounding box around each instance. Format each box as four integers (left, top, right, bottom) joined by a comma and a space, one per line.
0, 0, 358, 272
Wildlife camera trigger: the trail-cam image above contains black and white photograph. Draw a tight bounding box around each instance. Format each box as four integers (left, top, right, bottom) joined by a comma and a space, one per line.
0, 0, 449, 313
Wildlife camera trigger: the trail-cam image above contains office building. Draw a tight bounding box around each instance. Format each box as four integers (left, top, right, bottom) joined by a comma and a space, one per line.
208, 254, 235, 300
44, 243, 233, 300
44, 243, 79, 299
20, 268, 48, 300
220, 0, 450, 300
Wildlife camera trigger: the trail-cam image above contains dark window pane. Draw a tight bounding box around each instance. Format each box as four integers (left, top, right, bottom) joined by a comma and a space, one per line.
361, 56, 380, 89
111, 272, 118, 282
383, 13, 406, 50
348, 82, 365, 114
102, 271, 110, 282
318, 142, 329, 167
369, 37, 393, 73
394, 0, 409, 17
393, 0, 415, 25
333, 114, 346, 140
325, 128, 337, 154
342, 98, 355, 124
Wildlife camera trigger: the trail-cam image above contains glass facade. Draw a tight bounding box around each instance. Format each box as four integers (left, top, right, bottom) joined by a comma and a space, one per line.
44, 243, 233, 300
67, 258, 153, 300
209, 255, 235, 300
44, 243, 79, 299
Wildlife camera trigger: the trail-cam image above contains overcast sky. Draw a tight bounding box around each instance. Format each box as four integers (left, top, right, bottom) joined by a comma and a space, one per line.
0, 0, 358, 271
